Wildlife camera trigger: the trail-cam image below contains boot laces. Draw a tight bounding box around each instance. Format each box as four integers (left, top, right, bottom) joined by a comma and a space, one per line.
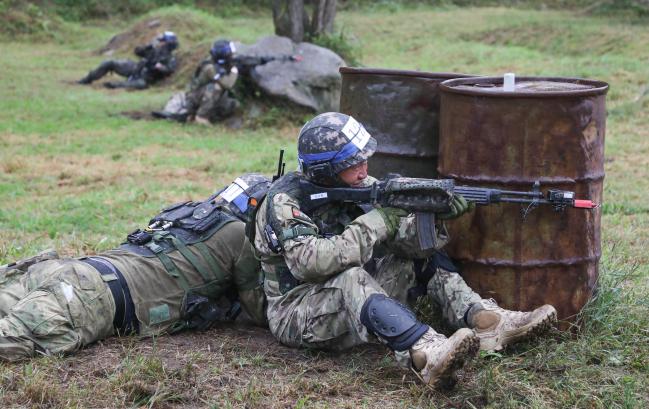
480, 298, 529, 324
413, 329, 446, 353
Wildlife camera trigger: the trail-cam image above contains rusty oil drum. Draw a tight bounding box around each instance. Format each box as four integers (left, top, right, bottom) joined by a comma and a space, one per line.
438, 76, 608, 322
339, 67, 475, 178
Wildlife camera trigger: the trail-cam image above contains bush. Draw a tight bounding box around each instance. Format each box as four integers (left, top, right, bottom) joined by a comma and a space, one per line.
0, 0, 62, 38
309, 30, 362, 66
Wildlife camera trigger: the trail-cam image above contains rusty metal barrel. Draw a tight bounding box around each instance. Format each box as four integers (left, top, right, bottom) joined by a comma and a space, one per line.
339, 67, 475, 178
438, 76, 608, 322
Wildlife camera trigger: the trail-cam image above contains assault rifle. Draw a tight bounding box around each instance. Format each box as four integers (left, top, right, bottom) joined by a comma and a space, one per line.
233, 54, 303, 76
298, 176, 597, 250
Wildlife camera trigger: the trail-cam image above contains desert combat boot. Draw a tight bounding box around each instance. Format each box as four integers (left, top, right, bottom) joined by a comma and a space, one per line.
467, 299, 557, 351
409, 328, 479, 388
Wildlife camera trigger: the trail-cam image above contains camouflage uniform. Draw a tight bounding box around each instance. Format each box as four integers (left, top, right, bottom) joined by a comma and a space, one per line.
254, 171, 482, 351
0, 175, 269, 361
155, 39, 240, 123
184, 60, 240, 122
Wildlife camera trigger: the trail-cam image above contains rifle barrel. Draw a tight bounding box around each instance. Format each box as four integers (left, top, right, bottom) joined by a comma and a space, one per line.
454, 187, 499, 205
498, 190, 544, 198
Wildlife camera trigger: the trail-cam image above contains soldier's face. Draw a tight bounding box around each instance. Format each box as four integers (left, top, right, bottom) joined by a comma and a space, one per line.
338, 161, 368, 187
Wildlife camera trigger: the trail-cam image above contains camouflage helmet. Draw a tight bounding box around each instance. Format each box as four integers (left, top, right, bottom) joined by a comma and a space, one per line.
213, 173, 271, 222
297, 112, 376, 185
210, 39, 236, 64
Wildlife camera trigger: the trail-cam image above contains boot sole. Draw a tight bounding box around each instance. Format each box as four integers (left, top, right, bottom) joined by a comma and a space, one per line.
430, 331, 480, 389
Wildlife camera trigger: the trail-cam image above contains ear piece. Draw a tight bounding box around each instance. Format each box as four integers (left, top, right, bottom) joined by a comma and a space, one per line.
305, 162, 336, 184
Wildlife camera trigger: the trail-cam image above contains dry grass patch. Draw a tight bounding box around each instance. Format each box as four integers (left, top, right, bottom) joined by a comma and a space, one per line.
0, 325, 445, 408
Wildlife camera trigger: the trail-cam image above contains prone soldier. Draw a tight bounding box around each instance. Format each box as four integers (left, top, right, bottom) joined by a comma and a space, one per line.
253, 112, 558, 388
0, 174, 269, 361
78, 31, 179, 90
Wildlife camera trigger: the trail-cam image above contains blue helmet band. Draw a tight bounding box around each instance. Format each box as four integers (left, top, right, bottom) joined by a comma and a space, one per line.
298, 138, 361, 166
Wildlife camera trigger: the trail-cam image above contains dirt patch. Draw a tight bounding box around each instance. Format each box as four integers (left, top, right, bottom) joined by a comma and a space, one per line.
1, 324, 456, 408
160, 47, 210, 89
121, 109, 157, 121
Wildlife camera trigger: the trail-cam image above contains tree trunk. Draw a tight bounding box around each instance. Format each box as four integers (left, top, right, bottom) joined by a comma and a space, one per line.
322, 0, 337, 34
272, 0, 337, 42
272, 0, 287, 37
309, 0, 336, 37
288, 0, 305, 43
311, 0, 323, 36
272, 0, 305, 42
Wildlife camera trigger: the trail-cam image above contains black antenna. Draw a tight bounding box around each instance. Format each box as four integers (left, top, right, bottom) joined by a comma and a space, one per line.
273, 149, 285, 182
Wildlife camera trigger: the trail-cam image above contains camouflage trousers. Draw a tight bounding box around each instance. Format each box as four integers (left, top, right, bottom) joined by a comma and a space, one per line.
265, 254, 482, 351
0, 259, 115, 361
81, 59, 138, 83
186, 85, 239, 121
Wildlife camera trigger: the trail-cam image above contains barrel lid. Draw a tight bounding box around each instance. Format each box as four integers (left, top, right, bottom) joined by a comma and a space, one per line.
340, 66, 476, 80
440, 76, 609, 98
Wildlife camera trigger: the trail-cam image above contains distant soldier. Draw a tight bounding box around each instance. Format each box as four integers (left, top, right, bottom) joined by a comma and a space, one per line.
78, 31, 179, 90
153, 39, 301, 124
0, 174, 270, 361
186, 39, 241, 125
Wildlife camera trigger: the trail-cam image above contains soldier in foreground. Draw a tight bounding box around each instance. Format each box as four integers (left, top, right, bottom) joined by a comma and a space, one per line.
254, 112, 558, 387
0, 174, 269, 361
78, 31, 178, 90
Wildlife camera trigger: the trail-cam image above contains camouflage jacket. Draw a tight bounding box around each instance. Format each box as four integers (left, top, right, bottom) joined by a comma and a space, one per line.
254, 172, 448, 298
189, 59, 239, 94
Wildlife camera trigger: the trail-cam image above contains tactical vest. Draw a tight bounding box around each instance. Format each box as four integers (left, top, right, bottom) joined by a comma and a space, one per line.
120, 195, 240, 306
261, 172, 366, 293
101, 176, 269, 334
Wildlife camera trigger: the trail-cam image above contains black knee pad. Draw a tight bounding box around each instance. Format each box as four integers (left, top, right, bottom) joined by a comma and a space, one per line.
360, 293, 428, 351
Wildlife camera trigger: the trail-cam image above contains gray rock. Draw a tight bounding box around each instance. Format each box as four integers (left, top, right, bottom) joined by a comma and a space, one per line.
236, 36, 344, 113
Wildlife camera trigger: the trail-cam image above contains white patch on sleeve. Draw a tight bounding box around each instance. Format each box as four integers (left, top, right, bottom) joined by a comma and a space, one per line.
310, 192, 328, 200
221, 177, 250, 202
341, 117, 370, 150
60, 283, 74, 302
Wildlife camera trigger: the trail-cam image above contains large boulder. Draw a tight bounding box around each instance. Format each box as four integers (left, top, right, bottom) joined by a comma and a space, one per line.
236, 36, 345, 113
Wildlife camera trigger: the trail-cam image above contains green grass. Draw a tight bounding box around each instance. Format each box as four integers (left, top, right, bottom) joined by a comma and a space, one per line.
1, 4, 648, 408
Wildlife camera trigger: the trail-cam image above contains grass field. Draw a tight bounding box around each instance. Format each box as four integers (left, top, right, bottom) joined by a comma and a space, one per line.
1, 4, 648, 408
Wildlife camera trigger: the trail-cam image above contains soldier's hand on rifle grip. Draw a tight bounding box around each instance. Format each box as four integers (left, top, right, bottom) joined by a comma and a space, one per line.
437, 194, 474, 220
374, 207, 409, 237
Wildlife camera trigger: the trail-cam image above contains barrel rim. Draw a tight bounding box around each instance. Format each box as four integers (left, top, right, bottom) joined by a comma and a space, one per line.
440, 76, 610, 98
340, 66, 477, 80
